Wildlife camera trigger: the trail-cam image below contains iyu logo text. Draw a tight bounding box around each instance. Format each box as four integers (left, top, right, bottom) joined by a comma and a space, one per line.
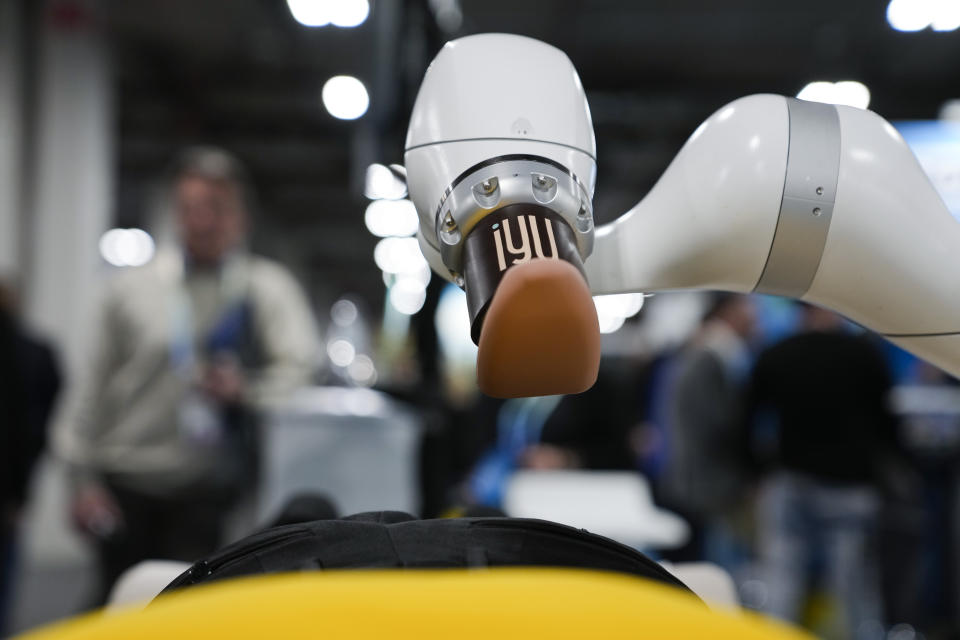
492, 215, 559, 272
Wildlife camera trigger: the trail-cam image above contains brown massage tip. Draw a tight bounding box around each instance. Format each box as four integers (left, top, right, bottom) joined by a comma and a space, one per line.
476, 259, 601, 398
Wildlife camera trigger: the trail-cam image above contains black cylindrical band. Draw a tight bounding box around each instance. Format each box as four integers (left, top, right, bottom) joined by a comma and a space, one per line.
462, 204, 586, 344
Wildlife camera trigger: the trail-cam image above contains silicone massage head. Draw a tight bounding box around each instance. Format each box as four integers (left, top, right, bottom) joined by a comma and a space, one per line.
477, 258, 600, 398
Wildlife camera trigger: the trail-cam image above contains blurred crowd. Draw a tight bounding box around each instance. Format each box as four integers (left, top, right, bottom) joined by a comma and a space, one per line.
442, 293, 960, 639
3, 148, 960, 640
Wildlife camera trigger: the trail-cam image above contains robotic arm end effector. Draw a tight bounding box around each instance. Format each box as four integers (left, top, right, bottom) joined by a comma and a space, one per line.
405, 34, 602, 397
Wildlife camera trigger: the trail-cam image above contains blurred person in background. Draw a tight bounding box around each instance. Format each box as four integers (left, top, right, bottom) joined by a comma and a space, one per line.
882, 360, 960, 636
747, 304, 897, 639
0, 277, 62, 634
55, 147, 319, 604
657, 294, 756, 571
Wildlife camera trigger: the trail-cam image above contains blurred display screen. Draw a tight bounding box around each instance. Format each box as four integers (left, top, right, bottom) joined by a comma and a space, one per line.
896, 120, 960, 222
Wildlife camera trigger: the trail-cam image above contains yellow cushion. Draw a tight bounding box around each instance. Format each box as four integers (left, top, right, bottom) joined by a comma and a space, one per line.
19, 568, 810, 639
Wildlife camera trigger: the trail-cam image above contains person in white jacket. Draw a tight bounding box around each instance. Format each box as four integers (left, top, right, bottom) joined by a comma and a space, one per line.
56, 147, 319, 604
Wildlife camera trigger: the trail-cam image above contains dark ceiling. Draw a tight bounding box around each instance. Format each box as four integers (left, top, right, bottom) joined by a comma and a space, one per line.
104, 0, 960, 312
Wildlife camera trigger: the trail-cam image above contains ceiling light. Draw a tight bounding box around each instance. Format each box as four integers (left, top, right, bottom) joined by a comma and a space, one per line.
327, 338, 356, 367
887, 0, 930, 31
330, 0, 369, 27
886, 0, 960, 32
287, 0, 369, 28
98, 228, 155, 267
364, 199, 419, 238
347, 354, 377, 386
932, 1, 960, 30
331, 299, 358, 327
388, 277, 428, 315
373, 237, 428, 275
322, 76, 369, 120
286, 0, 331, 27
364, 163, 408, 200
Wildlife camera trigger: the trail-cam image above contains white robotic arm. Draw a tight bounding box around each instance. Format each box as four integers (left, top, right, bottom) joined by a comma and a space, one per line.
406, 33, 960, 396
586, 93, 960, 377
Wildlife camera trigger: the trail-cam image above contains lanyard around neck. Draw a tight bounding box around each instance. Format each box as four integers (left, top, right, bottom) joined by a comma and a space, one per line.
168, 253, 249, 377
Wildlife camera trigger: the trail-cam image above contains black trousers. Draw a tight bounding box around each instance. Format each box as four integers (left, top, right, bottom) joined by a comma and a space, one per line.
93, 481, 234, 606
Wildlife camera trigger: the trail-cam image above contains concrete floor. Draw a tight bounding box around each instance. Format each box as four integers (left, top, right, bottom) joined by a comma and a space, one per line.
4, 456, 96, 637
8, 560, 94, 637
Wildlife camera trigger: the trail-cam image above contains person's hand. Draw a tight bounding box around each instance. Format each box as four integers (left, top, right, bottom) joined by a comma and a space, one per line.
520, 444, 580, 470
201, 356, 246, 405
71, 482, 123, 539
